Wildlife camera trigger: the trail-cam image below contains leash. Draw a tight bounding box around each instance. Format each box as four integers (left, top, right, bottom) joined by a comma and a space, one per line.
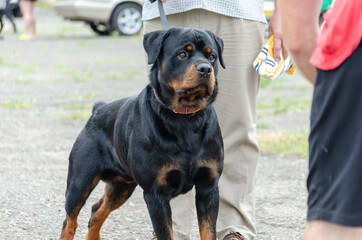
149, 0, 169, 30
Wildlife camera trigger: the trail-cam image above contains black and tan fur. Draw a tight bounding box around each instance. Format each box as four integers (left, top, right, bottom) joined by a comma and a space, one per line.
60, 28, 225, 240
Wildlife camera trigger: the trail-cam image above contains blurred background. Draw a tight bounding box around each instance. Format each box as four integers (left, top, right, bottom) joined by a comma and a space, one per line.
1, 0, 332, 38
0, 0, 333, 239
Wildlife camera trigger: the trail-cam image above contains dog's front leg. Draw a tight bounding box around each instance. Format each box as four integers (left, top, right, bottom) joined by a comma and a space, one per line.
195, 186, 219, 240
144, 192, 174, 240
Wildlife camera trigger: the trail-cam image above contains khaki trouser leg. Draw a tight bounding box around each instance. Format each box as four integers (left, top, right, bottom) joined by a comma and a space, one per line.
143, 9, 264, 240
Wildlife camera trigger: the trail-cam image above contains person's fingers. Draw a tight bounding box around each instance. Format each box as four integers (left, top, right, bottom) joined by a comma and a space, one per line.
282, 44, 288, 59
161, 0, 166, 2
268, 24, 273, 39
273, 35, 282, 62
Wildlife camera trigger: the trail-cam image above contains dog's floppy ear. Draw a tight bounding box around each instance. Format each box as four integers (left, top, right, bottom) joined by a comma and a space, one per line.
143, 30, 170, 65
206, 30, 226, 69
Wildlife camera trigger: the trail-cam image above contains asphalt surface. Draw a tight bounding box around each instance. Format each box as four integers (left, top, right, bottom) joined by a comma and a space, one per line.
0, 8, 312, 240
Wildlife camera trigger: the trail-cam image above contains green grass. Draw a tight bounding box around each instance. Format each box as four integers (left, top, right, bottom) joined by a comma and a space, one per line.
15, 78, 33, 84
0, 100, 31, 109
260, 76, 273, 88
54, 63, 68, 69
111, 33, 123, 44
104, 70, 143, 81
62, 104, 89, 110
65, 71, 93, 83
119, 70, 143, 80
258, 97, 311, 115
260, 76, 286, 90
77, 92, 100, 100
257, 112, 267, 119
79, 39, 98, 46
106, 73, 122, 81
21, 65, 38, 74
35, 0, 54, 9
57, 103, 92, 120
56, 112, 91, 121
297, 86, 310, 91
85, 59, 128, 66
86, 60, 107, 66
258, 130, 309, 157
15, 77, 64, 84
257, 123, 271, 129
114, 59, 130, 65
0, 57, 18, 67
56, 24, 84, 38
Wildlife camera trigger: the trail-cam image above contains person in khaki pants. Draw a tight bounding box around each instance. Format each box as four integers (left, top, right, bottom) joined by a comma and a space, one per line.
142, 1, 283, 239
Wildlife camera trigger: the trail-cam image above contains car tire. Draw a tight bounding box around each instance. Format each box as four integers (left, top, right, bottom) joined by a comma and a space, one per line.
111, 3, 142, 36
89, 22, 111, 36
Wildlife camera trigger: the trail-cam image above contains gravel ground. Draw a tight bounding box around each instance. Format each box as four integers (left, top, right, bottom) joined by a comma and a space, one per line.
0, 9, 312, 240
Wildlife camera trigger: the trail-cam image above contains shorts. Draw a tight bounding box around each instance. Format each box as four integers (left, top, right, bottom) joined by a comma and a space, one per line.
307, 42, 362, 226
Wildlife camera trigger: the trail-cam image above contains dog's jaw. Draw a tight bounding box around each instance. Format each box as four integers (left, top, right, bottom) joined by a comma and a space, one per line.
160, 63, 216, 113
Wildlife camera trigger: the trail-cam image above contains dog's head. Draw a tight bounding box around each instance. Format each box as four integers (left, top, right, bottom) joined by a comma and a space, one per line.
144, 28, 225, 113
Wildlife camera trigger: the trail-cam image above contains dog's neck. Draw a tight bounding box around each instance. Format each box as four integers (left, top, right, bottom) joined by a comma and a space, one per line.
153, 89, 202, 115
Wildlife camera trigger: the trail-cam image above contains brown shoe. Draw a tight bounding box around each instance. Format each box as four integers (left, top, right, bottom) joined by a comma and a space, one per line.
223, 230, 246, 240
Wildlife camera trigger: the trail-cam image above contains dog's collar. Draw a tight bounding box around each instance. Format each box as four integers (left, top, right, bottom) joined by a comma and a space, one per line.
153, 89, 202, 115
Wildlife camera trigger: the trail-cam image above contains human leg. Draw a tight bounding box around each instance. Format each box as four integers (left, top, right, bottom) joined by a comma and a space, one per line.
19, 0, 36, 38
307, 43, 362, 240
305, 220, 362, 240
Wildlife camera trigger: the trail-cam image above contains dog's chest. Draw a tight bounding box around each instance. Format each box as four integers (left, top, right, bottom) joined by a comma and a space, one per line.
155, 155, 220, 197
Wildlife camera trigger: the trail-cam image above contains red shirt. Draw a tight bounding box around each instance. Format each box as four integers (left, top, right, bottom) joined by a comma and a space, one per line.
310, 0, 362, 70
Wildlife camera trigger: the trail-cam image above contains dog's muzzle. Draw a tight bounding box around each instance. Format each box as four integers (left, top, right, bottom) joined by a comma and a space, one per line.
196, 63, 212, 78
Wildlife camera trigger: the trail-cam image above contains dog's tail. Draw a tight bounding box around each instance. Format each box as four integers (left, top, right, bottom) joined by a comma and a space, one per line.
92, 101, 107, 113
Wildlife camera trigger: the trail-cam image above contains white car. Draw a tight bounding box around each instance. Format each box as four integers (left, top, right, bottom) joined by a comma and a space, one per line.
54, 0, 143, 35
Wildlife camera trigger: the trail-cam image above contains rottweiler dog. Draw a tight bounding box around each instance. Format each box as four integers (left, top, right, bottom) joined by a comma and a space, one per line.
60, 28, 225, 240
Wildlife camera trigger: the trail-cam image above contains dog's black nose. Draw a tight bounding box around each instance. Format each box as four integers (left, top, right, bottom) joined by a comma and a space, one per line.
196, 63, 212, 77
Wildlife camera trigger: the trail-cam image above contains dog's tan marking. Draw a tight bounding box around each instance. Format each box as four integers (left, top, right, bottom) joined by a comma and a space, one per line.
161, 61, 167, 75
208, 68, 216, 95
168, 221, 174, 240
169, 64, 199, 91
167, 64, 216, 112
82, 175, 101, 199
157, 163, 180, 187
170, 66, 216, 95
109, 175, 135, 184
60, 217, 78, 240
186, 45, 193, 51
199, 159, 219, 179
86, 197, 108, 240
198, 216, 213, 240
206, 47, 211, 54
86, 185, 130, 240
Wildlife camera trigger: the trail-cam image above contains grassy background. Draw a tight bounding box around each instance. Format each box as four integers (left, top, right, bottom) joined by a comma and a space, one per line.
257, 75, 312, 157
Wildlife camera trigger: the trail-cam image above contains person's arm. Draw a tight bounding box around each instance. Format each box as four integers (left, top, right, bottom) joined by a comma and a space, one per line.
268, 0, 287, 62
279, 0, 322, 84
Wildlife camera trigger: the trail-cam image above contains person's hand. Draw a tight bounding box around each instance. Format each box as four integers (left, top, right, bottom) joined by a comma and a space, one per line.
268, 7, 288, 62
161, 0, 166, 2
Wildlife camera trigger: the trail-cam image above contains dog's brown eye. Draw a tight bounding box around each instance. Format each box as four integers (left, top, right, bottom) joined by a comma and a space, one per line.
178, 52, 187, 60
209, 54, 215, 61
